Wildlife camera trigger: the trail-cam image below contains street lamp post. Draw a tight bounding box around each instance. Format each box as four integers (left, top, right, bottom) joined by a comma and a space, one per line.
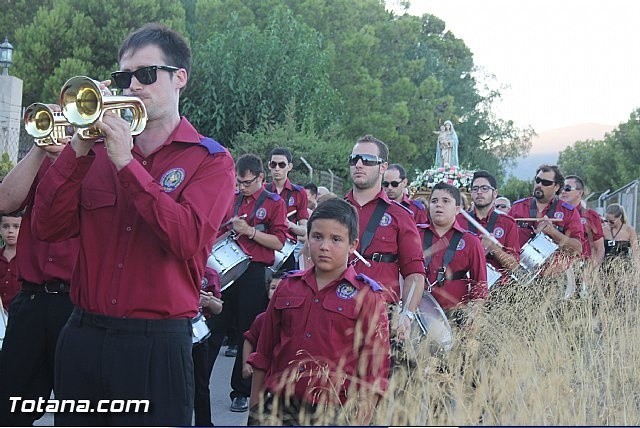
0, 37, 14, 76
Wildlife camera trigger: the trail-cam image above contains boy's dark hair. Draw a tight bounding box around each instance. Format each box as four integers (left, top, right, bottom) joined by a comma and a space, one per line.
264, 269, 288, 288
268, 147, 293, 163
356, 135, 389, 162
236, 154, 264, 178
118, 23, 191, 77
386, 164, 406, 180
307, 198, 359, 243
432, 182, 462, 206
304, 183, 318, 197
1, 210, 24, 219
472, 170, 497, 189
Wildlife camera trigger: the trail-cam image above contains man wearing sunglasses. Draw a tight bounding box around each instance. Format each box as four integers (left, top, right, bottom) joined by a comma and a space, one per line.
265, 147, 309, 271
212, 153, 288, 413
345, 135, 425, 342
560, 175, 604, 267
382, 164, 428, 230
32, 24, 236, 425
495, 196, 511, 213
508, 165, 584, 275
456, 171, 520, 287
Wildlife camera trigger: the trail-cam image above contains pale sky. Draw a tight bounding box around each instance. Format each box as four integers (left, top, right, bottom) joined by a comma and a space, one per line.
403, 0, 640, 133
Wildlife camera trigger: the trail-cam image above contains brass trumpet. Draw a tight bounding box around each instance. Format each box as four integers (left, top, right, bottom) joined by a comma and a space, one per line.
60, 76, 147, 140
23, 103, 74, 147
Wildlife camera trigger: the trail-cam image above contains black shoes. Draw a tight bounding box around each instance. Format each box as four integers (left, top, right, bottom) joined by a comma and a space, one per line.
224, 344, 238, 357
230, 396, 248, 412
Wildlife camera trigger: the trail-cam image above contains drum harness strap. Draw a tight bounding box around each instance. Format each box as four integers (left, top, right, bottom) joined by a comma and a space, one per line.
358, 199, 397, 263
233, 190, 269, 232
466, 209, 499, 261
423, 229, 465, 292
517, 197, 563, 238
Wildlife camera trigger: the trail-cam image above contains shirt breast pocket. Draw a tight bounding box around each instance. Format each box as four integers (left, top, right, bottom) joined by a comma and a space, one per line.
322, 298, 359, 346
80, 188, 117, 211
274, 295, 305, 334
371, 222, 398, 251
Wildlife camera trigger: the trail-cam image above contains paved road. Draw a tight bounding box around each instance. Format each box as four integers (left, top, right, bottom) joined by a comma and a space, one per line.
34, 346, 247, 426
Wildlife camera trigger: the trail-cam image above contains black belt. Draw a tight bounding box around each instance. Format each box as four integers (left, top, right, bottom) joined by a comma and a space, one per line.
71, 308, 192, 334
22, 280, 70, 294
364, 253, 398, 263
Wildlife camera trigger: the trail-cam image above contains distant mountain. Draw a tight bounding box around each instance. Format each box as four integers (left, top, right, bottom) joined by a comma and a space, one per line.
507, 123, 615, 180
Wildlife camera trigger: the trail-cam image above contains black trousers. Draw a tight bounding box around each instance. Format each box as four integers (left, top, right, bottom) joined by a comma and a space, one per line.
192, 324, 215, 426
208, 262, 268, 400
53, 308, 193, 426
0, 289, 73, 426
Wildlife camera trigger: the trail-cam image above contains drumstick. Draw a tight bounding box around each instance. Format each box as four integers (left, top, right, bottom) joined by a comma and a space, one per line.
286, 210, 297, 218
515, 217, 562, 222
222, 214, 247, 227
460, 210, 501, 247
352, 250, 372, 268
399, 279, 417, 324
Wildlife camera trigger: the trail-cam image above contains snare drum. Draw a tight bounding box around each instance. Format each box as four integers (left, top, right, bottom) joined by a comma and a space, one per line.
191, 312, 211, 345
207, 231, 251, 291
269, 238, 297, 273
519, 233, 558, 272
486, 263, 502, 290
410, 292, 454, 355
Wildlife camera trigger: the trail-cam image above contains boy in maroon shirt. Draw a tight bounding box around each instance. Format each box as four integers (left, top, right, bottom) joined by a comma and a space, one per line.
248, 198, 390, 425
0, 214, 21, 311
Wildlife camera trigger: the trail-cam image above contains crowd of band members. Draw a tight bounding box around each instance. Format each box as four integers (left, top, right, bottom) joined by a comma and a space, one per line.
0, 22, 637, 427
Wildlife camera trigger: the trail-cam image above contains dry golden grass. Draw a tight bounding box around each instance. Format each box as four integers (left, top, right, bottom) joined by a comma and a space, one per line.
254, 257, 640, 426
373, 257, 640, 426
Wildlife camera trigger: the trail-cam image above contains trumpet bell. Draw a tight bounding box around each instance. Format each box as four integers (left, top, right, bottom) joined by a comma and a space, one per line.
24, 103, 73, 147
60, 76, 147, 140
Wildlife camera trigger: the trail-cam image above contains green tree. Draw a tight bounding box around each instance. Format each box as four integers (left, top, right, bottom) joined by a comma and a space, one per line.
12, 0, 186, 104
500, 176, 532, 204
0, 152, 14, 181
230, 105, 353, 186
182, 8, 341, 146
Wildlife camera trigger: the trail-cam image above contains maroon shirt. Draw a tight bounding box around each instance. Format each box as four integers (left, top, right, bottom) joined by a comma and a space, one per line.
265, 178, 310, 225
508, 197, 584, 250
247, 266, 390, 405
201, 266, 222, 318
419, 222, 488, 310
33, 118, 236, 319
16, 160, 79, 285
0, 248, 19, 310
401, 195, 428, 226
222, 188, 288, 265
456, 208, 521, 277
578, 206, 604, 259
345, 190, 425, 304
243, 311, 266, 349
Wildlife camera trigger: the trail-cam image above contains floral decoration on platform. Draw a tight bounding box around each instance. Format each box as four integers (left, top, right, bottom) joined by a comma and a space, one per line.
409, 164, 475, 194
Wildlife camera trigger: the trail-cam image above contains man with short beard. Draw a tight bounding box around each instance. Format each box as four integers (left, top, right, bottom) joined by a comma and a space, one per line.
508, 165, 584, 275
344, 135, 425, 339
456, 170, 520, 287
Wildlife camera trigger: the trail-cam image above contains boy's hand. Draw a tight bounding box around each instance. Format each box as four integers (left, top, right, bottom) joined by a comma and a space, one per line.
242, 363, 254, 379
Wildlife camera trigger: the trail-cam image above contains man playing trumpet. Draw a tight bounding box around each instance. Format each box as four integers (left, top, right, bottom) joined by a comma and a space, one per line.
32, 23, 236, 425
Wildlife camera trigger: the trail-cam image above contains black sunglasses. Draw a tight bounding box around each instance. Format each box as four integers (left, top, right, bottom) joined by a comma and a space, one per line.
382, 180, 402, 188
495, 204, 508, 209
535, 177, 555, 187
111, 65, 180, 89
236, 175, 259, 187
269, 161, 288, 169
348, 153, 383, 167
562, 185, 581, 192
